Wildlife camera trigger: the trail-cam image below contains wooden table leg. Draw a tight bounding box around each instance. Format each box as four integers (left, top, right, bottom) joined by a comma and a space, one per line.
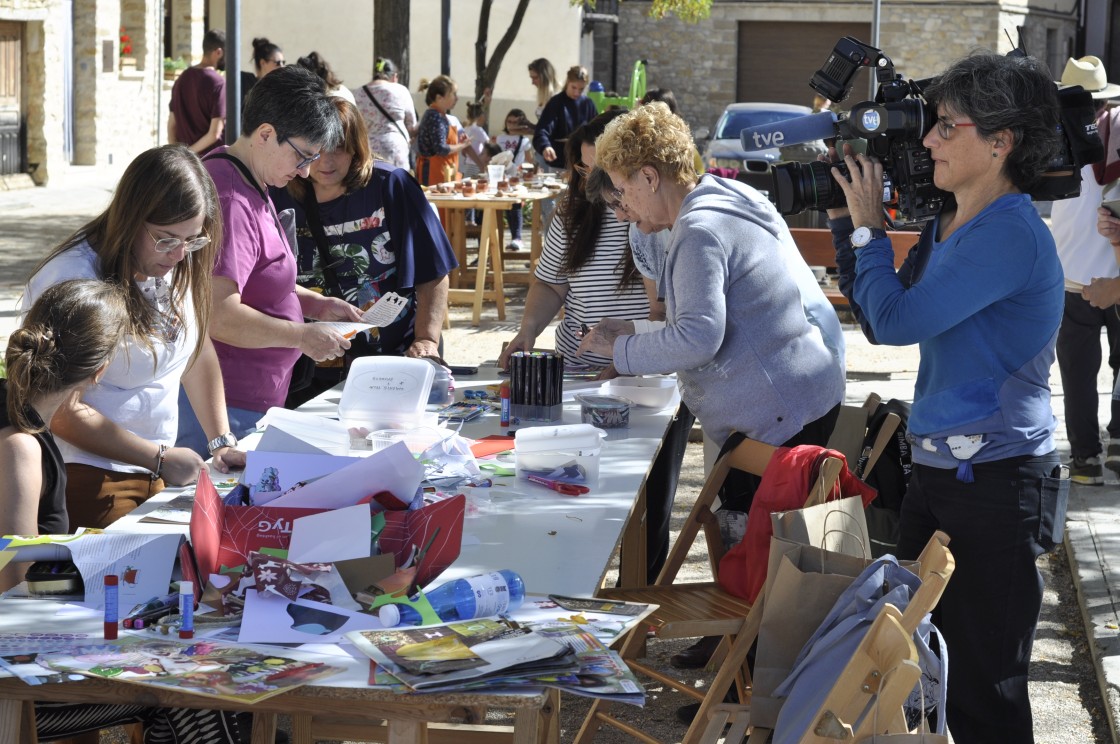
530, 199, 544, 274
473, 207, 506, 325
251, 711, 279, 744
447, 209, 467, 289
388, 719, 428, 744
617, 483, 648, 590
486, 207, 506, 322
287, 712, 313, 744
1, 699, 26, 744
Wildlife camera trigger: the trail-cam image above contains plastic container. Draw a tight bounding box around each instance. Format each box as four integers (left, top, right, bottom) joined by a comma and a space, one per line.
368, 426, 453, 454
576, 393, 631, 428
338, 356, 435, 430
602, 376, 678, 409
379, 570, 525, 627
515, 423, 606, 485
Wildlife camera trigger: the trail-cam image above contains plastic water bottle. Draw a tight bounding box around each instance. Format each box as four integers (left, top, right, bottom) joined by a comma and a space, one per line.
379, 570, 525, 627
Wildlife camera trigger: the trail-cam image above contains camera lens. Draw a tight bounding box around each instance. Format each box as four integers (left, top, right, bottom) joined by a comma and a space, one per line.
770, 160, 849, 215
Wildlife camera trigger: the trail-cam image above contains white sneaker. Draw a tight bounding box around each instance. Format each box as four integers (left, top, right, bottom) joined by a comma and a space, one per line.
509, 239, 524, 251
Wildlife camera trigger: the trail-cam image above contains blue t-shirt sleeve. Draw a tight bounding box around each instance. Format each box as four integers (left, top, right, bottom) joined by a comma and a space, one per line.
382, 168, 458, 288
417, 110, 450, 156
852, 213, 1039, 346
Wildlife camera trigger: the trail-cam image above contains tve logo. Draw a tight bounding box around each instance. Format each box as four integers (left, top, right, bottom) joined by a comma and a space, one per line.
750, 130, 785, 149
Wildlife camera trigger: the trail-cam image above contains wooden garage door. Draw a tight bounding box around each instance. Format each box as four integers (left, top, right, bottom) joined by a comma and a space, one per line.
737, 21, 873, 105
0, 21, 19, 110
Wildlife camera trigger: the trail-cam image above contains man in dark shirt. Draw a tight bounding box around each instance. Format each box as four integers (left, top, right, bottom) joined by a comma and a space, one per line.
168, 29, 227, 154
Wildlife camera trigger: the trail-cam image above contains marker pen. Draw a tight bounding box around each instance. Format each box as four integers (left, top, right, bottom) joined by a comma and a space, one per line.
178, 581, 194, 639
103, 575, 119, 640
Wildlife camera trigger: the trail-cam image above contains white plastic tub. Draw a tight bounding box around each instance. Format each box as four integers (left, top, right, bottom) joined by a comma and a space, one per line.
515, 424, 606, 486
602, 376, 678, 409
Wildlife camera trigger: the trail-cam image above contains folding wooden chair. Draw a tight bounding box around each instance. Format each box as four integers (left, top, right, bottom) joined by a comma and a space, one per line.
574, 436, 844, 744
745, 531, 953, 744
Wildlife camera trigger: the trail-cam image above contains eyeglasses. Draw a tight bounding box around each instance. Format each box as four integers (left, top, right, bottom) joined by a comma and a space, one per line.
146, 227, 210, 254
934, 117, 977, 139
572, 162, 591, 178
283, 138, 321, 170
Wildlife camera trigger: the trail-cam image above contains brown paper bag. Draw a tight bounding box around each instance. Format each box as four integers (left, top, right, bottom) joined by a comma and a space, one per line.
750, 536, 918, 730
771, 494, 871, 559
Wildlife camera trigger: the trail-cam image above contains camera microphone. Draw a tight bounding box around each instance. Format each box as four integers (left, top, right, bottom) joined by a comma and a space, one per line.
739, 112, 838, 152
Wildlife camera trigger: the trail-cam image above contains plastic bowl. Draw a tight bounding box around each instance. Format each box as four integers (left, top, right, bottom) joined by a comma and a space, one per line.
576, 393, 631, 429
602, 376, 677, 409
367, 426, 452, 454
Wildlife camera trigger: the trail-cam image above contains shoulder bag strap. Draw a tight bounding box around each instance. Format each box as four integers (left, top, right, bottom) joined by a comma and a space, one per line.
298, 188, 345, 298
363, 85, 411, 145
204, 150, 294, 248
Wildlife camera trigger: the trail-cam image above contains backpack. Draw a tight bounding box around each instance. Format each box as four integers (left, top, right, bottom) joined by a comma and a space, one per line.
855, 399, 912, 557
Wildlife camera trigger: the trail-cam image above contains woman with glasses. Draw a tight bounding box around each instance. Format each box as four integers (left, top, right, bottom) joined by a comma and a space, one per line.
176, 65, 361, 455
827, 53, 1066, 743
533, 65, 597, 171
240, 36, 284, 111
498, 109, 656, 370
22, 145, 245, 528
271, 97, 457, 406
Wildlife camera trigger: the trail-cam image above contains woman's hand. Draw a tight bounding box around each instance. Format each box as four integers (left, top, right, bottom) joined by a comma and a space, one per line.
211, 447, 246, 473
1084, 277, 1120, 309
576, 318, 635, 359
299, 323, 350, 362
595, 363, 620, 381
1097, 207, 1120, 244
829, 145, 884, 228
405, 338, 440, 358
311, 295, 363, 322
542, 146, 557, 163
498, 333, 535, 369
160, 446, 206, 486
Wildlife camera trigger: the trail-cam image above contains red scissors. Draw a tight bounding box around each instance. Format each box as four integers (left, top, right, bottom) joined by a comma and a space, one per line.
527, 474, 590, 495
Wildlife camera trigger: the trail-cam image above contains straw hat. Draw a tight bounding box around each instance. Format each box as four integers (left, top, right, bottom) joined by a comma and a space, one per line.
1058, 56, 1120, 99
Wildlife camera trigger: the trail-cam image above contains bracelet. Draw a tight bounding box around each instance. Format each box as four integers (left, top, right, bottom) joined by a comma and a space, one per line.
151, 444, 168, 481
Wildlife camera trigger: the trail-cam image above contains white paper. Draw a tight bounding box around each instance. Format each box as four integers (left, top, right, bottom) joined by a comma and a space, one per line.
264, 441, 423, 509
360, 292, 410, 327
243, 451, 363, 492
255, 407, 351, 455
287, 504, 372, 564
320, 321, 375, 338
238, 591, 384, 644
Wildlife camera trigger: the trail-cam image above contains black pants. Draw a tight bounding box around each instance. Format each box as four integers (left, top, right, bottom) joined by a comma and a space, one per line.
1056, 290, 1120, 459
645, 401, 696, 583
896, 453, 1067, 744
717, 403, 841, 514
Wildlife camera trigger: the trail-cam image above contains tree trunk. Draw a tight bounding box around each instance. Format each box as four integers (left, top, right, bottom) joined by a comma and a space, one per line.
374, 0, 411, 88
473, 0, 532, 123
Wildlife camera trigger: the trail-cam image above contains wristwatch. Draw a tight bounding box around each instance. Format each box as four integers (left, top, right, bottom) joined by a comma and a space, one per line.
207, 432, 238, 455
851, 225, 888, 248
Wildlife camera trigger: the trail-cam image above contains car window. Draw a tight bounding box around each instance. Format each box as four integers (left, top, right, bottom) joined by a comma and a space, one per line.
715, 110, 802, 140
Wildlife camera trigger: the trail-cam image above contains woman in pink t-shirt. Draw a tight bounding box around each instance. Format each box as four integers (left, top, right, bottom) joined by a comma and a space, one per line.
177, 65, 361, 454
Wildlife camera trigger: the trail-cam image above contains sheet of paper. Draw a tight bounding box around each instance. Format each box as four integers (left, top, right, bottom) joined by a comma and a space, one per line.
320, 321, 375, 339
238, 591, 384, 644
264, 441, 423, 509
361, 292, 409, 327
243, 451, 363, 493
256, 407, 351, 455
256, 426, 331, 456
288, 504, 372, 564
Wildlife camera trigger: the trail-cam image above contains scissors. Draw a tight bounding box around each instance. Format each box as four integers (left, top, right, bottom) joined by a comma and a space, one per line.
527, 474, 590, 495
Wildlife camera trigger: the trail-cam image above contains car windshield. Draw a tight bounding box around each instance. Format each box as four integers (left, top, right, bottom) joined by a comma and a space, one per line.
715, 110, 802, 140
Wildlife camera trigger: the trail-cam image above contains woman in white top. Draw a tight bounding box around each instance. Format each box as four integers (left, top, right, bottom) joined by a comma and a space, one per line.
498, 110, 657, 368
22, 145, 245, 529
495, 108, 534, 250
528, 58, 559, 123
354, 57, 418, 170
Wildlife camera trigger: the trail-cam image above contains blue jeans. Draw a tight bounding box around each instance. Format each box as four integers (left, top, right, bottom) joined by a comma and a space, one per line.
175, 387, 264, 457
897, 453, 1067, 744
507, 204, 523, 240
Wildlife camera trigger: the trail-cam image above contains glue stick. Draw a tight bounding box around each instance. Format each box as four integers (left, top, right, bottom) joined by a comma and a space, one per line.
500, 381, 511, 427
178, 581, 194, 639
103, 575, 119, 640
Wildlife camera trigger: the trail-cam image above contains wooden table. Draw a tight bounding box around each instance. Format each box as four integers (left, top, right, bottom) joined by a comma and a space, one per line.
427, 188, 563, 326
1, 369, 679, 743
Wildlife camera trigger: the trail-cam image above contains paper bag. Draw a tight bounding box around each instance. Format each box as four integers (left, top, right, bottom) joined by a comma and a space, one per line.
771, 494, 871, 559
749, 536, 886, 730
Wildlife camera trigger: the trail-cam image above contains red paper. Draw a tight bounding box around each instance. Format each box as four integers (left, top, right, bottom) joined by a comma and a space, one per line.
470, 435, 515, 458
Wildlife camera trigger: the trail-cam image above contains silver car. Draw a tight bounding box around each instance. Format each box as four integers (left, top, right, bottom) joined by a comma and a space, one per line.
699, 102, 826, 196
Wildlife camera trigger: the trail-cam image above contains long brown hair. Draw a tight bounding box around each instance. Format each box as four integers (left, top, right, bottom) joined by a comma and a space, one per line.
558, 110, 638, 288
31, 145, 220, 364
5, 280, 128, 432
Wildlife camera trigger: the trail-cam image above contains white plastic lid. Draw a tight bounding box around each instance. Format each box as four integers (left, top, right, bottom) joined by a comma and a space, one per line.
179, 581, 193, 595
379, 604, 401, 627
514, 423, 606, 453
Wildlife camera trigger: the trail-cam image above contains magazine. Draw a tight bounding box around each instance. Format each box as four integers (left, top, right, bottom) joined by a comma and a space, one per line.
347, 618, 574, 691
33, 636, 343, 704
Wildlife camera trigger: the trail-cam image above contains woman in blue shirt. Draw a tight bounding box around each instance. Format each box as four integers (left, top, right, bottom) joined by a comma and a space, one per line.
828, 52, 1068, 744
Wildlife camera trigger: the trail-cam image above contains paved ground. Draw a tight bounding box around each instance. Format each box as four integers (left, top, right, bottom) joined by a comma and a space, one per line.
1, 168, 1115, 743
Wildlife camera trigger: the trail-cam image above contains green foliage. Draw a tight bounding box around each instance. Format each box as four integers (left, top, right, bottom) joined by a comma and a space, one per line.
578, 0, 712, 23
163, 56, 189, 73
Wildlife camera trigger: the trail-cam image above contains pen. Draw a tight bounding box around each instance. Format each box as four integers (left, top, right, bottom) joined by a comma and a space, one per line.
527, 474, 590, 495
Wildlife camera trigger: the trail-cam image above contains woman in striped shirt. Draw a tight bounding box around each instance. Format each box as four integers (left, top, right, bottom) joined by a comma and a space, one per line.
499, 109, 658, 370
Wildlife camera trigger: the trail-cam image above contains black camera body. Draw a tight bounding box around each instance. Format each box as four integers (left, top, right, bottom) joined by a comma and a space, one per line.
767, 37, 1103, 225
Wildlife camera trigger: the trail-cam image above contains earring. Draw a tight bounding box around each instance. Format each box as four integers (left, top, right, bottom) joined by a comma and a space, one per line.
992, 152, 998, 158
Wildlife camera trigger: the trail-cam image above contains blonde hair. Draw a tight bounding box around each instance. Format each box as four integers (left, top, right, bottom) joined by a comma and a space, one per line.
5, 280, 128, 433
595, 102, 697, 187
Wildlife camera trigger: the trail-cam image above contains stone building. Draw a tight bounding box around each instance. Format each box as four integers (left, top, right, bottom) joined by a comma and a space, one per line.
603, 0, 1090, 135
